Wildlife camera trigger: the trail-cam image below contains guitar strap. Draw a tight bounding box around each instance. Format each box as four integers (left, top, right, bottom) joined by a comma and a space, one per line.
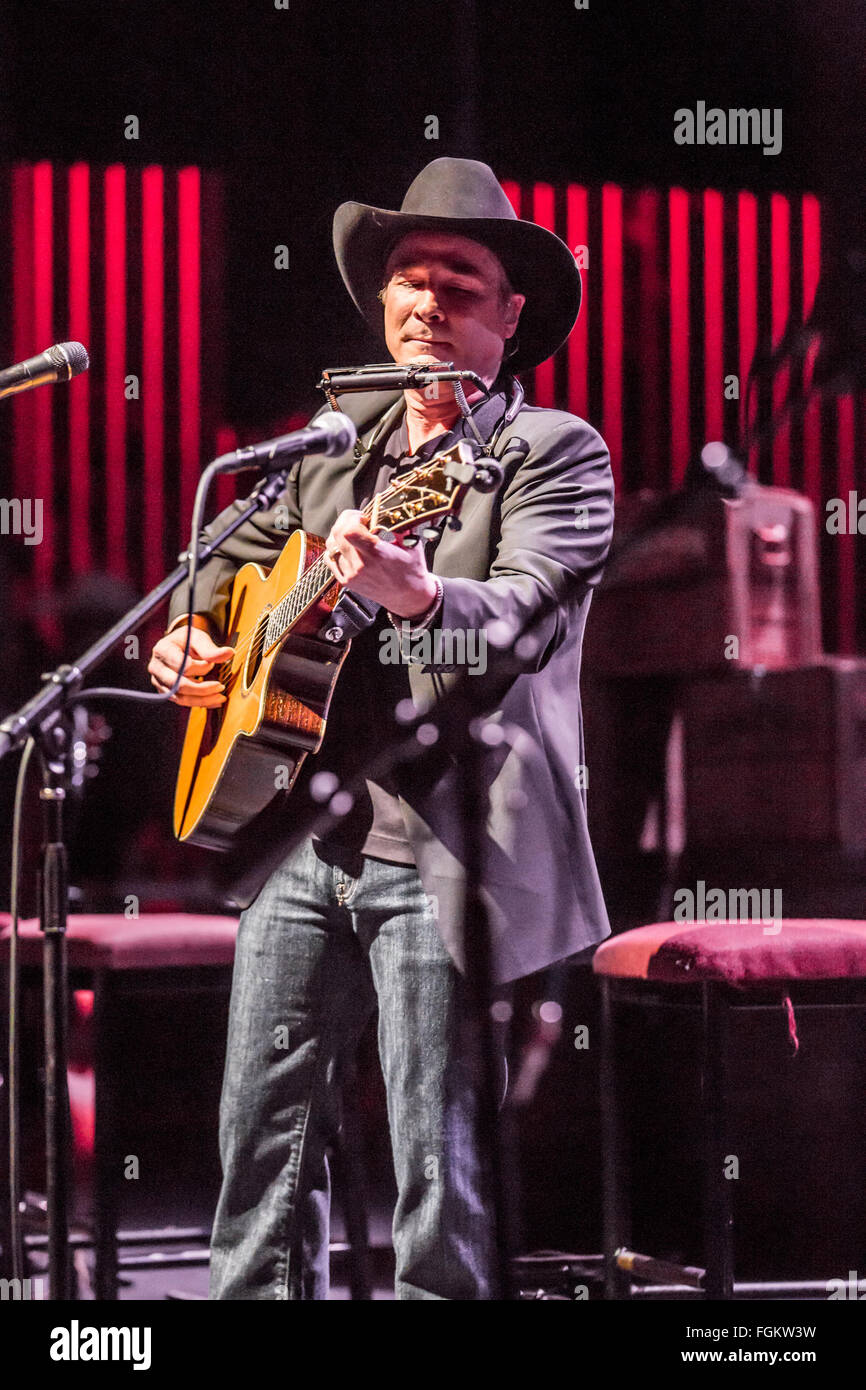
322, 587, 381, 643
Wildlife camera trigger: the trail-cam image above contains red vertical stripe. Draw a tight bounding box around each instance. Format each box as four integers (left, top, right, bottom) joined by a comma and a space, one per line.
602, 184, 623, 487
501, 180, 521, 217
142, 166, 165, 591
104, 165, 127, 576
703, 189, 724, 443
178, 167, 202, 532
11, 165, 34, 506
836, 395, 856, 653
801, 194, 822, 503
532, 183, 556, 406
770, 194, 791, 487
68, 163, 91, 573
737, 192, 758, 470
566, 185, 589, 422
32, 162, 54, 596
669, 188, 690, 488
214, 426, 239, 514
633, 190, 662, 487
802, 194, 821, 321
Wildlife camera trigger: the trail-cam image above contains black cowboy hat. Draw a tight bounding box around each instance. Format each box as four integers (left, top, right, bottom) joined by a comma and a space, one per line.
333, 157, 581, 374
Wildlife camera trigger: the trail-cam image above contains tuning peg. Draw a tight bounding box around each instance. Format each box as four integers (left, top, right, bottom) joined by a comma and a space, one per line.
446, 516, 462, 531
420, 526, 441, 541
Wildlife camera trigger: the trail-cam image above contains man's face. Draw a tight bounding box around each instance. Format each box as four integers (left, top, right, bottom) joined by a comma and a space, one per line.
380, 231, 525, 385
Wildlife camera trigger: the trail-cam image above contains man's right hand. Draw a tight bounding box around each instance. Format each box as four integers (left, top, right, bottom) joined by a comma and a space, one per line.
148, 623, 234, 708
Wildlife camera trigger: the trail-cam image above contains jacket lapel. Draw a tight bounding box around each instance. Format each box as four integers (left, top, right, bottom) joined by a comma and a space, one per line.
348, 396, 406, 511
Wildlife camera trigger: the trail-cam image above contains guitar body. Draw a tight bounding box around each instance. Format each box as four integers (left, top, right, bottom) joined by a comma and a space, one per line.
173, 529, 346, 849
172, 437, 476, 851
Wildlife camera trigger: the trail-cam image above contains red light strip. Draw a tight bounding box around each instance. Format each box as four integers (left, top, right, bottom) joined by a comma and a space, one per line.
770, 193, 791, 487
669, 188, 690, 488
737, 192, 758, 471
836, 394, 855, 653
11, 165, 34, 507
703, 189, 724, 445
214, 426, 238, 514
566, 185, 589, 422
532, 183, 556, 407
32, 162, 54, 595
104, 165, 127, 576
633, 190, 661, 488
501, 180, 520, 217
142, 166, 165, 591
602, 184, 623, 488
801, 194, 822, 503
178, 168, 202, 533
68, 163, 91, 573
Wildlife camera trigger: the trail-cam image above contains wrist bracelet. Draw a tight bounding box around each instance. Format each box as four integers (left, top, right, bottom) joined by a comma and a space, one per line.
388, 575, 443, 636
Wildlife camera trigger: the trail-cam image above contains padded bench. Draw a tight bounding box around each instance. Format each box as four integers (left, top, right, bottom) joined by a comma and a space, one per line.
0, 912, 239, 1299
593, 919, 866, 1299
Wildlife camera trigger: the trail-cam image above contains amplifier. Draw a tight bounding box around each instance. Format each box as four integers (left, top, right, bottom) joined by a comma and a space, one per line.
681, 658, 866, 853
584, 485, 821, 676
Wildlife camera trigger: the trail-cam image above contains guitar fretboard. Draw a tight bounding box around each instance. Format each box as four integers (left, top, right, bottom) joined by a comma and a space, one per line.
264, 552, 334, 651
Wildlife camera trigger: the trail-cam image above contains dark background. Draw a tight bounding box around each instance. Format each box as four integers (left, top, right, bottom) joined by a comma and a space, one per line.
2, 0, 864, 426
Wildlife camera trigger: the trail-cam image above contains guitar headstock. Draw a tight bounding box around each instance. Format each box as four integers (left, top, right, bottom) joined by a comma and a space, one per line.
368, 439, 478, 538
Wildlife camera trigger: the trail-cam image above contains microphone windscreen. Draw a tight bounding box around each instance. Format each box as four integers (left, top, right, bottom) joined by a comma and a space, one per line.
319, 410, 357, 457
57, 342, 90, 378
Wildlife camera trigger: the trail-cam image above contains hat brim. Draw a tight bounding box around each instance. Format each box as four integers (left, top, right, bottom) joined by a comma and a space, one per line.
333, 203, 581, 375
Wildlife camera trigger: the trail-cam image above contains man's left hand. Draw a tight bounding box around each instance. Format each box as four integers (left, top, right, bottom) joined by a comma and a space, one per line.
324, 509, 438, 619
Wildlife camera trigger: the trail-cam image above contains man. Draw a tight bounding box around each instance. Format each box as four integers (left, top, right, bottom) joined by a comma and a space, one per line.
148, 157, 614, 1299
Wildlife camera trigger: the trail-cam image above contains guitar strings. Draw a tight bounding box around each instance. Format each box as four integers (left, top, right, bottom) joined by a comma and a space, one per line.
214, 552, 334, 688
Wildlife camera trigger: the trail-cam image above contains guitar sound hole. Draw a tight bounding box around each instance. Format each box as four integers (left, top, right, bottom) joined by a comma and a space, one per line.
243, 616, 269, 691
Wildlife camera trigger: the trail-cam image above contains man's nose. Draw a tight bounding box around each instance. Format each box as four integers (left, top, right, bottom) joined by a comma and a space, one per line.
414, 289, 444, 319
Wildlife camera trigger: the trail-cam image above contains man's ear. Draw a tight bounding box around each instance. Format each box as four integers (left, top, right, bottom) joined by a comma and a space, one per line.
506, 293, 526, 335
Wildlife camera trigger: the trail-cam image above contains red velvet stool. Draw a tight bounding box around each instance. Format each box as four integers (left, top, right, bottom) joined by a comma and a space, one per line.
0, 912, 239, 1299
593, 919, 866, 1299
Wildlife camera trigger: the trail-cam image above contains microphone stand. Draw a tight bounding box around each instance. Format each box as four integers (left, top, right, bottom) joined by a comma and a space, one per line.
0, 462, 294, 1299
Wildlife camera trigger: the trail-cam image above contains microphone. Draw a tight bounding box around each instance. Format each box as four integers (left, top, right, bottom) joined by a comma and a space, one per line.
319, 362, 490, 396
213, 411, 357, 474
0, 342, 90, 400
692, 441, 756, 499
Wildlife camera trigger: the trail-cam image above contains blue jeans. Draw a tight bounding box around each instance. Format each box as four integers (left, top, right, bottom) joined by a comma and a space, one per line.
209, 835, 498, 1299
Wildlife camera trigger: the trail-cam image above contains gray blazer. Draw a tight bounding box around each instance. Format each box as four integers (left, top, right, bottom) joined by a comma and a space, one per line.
167, 388, 615, 983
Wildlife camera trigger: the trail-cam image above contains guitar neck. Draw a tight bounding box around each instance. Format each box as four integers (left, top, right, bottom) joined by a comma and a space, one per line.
265, 550, 335, 651
260, 440, 472, 652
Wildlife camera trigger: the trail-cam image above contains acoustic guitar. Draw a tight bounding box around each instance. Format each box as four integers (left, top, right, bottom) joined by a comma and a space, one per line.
173, 440, 477, 849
